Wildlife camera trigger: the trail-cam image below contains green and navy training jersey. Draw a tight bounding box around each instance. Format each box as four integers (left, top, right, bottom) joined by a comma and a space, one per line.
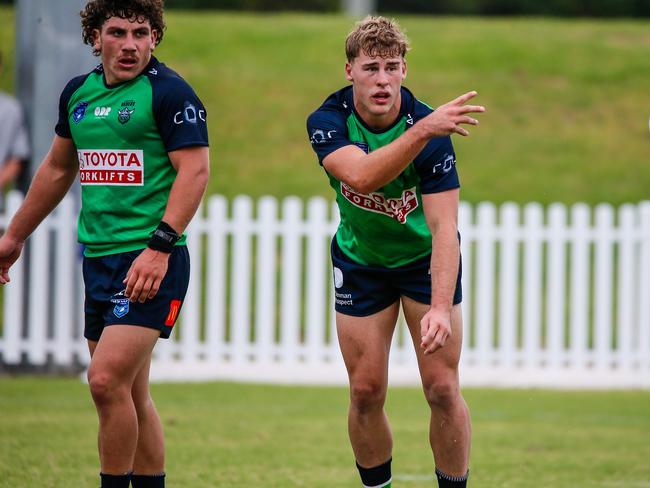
55, 56, 208, 257
307, 86, 459, 268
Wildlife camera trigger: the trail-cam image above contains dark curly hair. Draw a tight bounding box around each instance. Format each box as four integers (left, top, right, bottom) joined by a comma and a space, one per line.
80, 0, 166, 56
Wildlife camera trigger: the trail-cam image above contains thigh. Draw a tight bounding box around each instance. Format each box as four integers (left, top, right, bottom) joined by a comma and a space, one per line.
88, 325, 159, 384
401, 297, 464, 382
336, 303, 400, 386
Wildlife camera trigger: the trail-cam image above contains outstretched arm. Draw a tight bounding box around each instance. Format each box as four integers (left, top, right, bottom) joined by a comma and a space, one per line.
0, 135, 78, 284
419, 189, 460, 355
123, 146, 210, 303
323, 91, 484, 194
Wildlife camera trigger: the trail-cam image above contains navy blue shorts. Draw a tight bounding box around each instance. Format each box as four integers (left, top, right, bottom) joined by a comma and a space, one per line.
82, 246, 190, 341
331, 237, 462, 317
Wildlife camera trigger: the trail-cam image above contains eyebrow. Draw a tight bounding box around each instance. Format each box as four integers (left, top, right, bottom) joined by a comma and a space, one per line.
106, 26, 151, 34
361, 61, 401, 68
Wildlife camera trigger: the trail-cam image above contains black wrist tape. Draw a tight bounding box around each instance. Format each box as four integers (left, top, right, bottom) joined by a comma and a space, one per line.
147, 221, 180, 253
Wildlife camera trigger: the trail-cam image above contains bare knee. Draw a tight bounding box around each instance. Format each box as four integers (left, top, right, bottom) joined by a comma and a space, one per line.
350, 380, 386, 414
88, 370, 128, 407
423, 377, 461, 412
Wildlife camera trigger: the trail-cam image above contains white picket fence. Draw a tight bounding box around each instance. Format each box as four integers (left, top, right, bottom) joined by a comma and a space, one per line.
1, 191, 649, 388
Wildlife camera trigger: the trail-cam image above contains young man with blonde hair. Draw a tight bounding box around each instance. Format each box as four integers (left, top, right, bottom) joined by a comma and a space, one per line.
0, 1, 209, 487
307, 16, 484, 488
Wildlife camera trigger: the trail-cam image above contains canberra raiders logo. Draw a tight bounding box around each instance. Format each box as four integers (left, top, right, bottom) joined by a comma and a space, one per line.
341, 183, 419, 224
118, 100, 136, 124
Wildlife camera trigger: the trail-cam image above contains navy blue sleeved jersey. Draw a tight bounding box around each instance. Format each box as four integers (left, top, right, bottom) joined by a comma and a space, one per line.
306, 85, 459, 195
306, 86, 460, 267
54, 56, 208, 257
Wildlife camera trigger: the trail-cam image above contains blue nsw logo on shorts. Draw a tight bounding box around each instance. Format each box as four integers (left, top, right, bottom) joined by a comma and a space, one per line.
110, 290, 130, 318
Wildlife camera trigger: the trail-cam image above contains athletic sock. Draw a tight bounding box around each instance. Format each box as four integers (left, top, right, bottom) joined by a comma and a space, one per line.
435, 467, 469, 487
131, 472, 165, 487
100, 472, 132, 488
356, 458, 392, 488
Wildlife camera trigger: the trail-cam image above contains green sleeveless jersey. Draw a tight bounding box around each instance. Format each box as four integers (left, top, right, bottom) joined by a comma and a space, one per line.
307, 86, 460, 268
55, 57, 208, 257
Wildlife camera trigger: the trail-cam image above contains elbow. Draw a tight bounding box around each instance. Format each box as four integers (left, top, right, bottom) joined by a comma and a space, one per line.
345, 173, 376, 195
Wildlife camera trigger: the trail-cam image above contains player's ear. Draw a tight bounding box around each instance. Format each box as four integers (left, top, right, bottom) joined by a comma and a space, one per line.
401, 58, 407, 80
150, 29, 158, 52
345, 61, 353, 82
92, 28, 101, 53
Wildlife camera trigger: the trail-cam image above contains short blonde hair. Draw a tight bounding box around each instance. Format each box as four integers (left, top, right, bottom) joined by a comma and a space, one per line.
345, 16, 410, 61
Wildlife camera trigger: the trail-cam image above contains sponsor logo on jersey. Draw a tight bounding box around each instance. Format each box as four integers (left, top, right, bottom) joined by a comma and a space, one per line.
341, 182, 419, 224
173, 101, 206, 125
310, 128, 337, 145
110, 290, 129, 318
433, 153, 456, 174
72, 101, 89, 123
406, 113, 414, 125
94, 106, 112, 118
77, 149, 144, 186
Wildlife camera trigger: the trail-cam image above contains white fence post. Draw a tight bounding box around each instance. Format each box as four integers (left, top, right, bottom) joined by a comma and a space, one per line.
279, 197, 303, 364
546, 203, 567, 369
2, 191, 27, 364
569, 203, 590, 369
637, 202, 650, 371
255, 196, 279, 364
305, 198, 328, 364
498, 203, 519, 369
616, 204, 636, 370
522, 203, 543, 369
475, 202, 496, 367
594, 204, 614, 369
231, 196, 254, 363
205, 195, 228, 363
51, 197, 77, 365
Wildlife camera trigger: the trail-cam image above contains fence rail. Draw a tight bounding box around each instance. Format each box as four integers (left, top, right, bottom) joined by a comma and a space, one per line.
1, 191, 649, 388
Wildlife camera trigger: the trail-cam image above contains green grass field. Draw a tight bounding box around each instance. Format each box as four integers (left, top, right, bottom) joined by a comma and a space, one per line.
0, 378, 649, 487
1, 8, 649, 204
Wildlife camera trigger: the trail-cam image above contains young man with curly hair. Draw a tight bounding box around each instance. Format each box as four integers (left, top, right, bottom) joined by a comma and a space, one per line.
307, 16, 485, 488
0, 1, 209, 487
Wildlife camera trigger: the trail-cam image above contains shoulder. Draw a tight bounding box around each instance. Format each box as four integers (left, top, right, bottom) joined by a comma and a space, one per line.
307, 86, 353, 127
308, 86, 353, 120
59, 68, 98, 104
400, 86, 434, 122
143, 57, 199, 98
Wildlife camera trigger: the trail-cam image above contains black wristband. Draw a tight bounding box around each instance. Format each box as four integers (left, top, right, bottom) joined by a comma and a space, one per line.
147, 221, 180, 253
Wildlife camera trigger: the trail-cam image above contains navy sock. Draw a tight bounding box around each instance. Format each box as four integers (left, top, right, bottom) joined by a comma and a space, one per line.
100, 472, 131, 488
131, 473, 165, 487
356, 458, 392, 487
435, 467, 469, 487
